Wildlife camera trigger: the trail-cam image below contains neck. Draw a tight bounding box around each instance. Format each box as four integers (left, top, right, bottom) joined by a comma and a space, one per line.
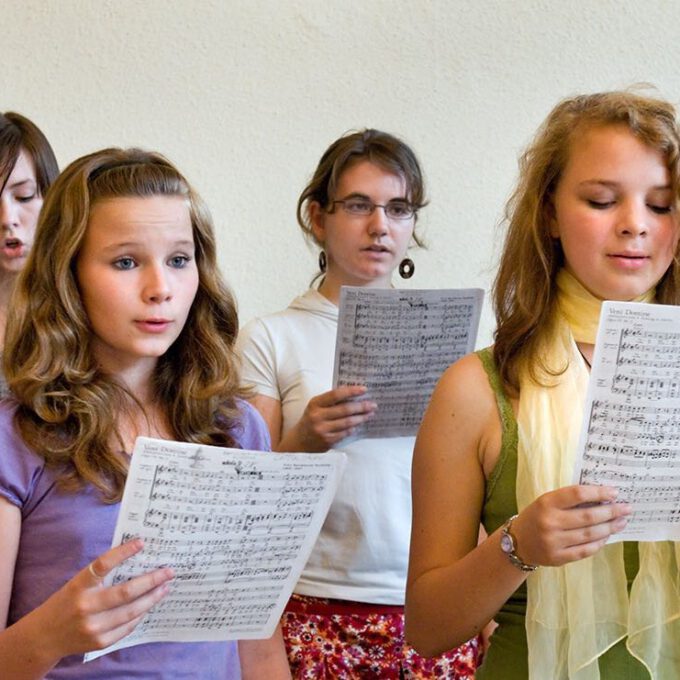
318, 270, 393, 305
118, 400, 172, 451
93, 348, 158, 405
111, 363, 172, 450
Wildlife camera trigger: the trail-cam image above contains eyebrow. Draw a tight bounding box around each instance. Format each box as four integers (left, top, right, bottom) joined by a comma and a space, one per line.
8, 179, 36, 190
101, 239, 195, 252
578, 180, 672, 191
338, 192, 410, 202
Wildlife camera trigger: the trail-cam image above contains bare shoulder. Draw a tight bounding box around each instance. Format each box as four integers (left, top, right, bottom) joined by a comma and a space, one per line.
433, 351, 493, 401
418, 352, 499, 463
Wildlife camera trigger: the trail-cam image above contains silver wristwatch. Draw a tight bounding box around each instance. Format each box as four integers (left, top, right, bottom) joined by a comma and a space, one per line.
500, 514, 539, 572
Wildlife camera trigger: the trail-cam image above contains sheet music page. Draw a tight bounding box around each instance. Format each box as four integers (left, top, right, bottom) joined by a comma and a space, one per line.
573, 301, 680, 541
332, 287, 483, 438
85, 438, 345, 661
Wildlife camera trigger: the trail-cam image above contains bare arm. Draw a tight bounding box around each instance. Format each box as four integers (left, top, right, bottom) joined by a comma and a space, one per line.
405, 354, 631, 657
249, 387, 376, 452
0, 500, 174, 680
406, 355, 527, 655
239, 625, 291, 679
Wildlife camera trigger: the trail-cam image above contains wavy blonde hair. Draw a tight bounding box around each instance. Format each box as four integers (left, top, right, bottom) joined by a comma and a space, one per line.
493, 90, 680, 391
5, 148, 244, 502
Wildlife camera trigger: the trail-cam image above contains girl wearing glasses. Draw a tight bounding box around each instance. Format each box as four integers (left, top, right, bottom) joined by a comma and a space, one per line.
407, 91, 680, 679
0, 112, 59, 395
237, 129, 481, 678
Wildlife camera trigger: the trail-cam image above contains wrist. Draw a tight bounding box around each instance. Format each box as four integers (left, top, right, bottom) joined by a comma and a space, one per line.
500, 514, 539, 572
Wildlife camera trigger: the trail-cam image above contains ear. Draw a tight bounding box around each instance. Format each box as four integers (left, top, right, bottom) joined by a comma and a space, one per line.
309, 201, 326, 245
549, 218, 560, 239
545, 198, 560, 239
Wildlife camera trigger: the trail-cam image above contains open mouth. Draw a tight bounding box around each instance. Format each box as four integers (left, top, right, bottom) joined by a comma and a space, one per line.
2, 239, 24, 257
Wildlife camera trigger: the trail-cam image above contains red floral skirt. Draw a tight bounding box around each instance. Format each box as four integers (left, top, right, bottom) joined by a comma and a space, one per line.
282, 594, 482, 679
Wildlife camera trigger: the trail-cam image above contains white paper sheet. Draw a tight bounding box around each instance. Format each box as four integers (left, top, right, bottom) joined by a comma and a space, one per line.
332, 286, 483, 438
85, 438, 345, 661
573, 301, 680, 541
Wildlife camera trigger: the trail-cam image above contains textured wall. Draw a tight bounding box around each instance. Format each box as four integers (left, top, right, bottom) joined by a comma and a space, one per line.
4, 0, 680, 344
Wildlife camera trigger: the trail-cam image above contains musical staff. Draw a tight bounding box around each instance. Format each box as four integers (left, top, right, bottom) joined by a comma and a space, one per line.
84, 438, 346, 661
332, 287, 483, 438
573, 301, 680, 541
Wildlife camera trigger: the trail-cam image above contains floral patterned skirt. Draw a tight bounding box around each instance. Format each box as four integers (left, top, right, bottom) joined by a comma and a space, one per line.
282, 594, 482, 679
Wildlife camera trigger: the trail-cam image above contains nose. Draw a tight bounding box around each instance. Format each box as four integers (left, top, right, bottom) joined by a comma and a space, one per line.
617, 199, 648, 237
143, 264, 172, 303
0, 197, 19, 233
367, 206, 389, 237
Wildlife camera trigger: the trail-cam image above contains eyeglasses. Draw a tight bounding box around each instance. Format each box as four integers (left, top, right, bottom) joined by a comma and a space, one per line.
330, 197, 416, 220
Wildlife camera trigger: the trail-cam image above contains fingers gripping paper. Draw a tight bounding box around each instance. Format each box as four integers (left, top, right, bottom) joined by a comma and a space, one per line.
84, 439, 345, 661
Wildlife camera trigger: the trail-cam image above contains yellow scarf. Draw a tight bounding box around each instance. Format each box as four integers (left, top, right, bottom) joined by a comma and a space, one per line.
517, 269, 680, 679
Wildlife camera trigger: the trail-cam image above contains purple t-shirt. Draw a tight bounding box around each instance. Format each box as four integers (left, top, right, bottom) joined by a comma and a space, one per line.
0, 400, 270, 679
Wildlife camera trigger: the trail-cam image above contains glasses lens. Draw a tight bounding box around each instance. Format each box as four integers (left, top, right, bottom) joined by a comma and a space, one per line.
385, 202, 414, 219
343, 199, 373, 215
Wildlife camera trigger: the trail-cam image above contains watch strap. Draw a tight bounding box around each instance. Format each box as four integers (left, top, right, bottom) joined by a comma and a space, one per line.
501, 514, 539, 572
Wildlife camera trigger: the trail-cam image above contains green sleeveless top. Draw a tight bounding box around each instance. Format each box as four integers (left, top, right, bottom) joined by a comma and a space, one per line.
475, 348, 647, 680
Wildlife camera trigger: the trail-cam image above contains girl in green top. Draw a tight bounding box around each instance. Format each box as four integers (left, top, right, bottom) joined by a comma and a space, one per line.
407, 91, 680, 679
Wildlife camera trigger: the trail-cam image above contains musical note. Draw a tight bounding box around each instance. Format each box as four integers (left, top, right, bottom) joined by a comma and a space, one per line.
84, 438, 346, 662
573, 301, 680, 543
333, 286, 484, 438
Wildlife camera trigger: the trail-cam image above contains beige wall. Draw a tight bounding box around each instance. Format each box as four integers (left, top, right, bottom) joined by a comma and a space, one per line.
4, 0, 680, 343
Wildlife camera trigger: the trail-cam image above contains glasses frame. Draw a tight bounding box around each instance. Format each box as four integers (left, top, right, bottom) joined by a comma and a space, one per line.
329, 197, 417, 220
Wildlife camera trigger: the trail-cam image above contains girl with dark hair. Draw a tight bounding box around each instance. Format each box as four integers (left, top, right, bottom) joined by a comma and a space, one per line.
0, 112, 59, 393
238, 129, 481, 678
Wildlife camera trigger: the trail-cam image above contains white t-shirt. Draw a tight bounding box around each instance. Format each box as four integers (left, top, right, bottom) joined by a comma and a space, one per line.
236, 289, 414, 604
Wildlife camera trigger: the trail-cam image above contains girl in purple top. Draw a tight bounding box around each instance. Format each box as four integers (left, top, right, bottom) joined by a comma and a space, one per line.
0, 148, 289, 678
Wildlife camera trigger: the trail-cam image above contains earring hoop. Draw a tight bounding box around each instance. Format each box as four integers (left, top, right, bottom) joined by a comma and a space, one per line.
399, 258, 415, 279
318, 250, 327, 273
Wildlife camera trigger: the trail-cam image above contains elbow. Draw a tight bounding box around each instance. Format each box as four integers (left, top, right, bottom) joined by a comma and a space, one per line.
405, 631, 455, 659
405, 606, 477, 658
406, 638, 440, 659
404, 631, 431, 658
404, 609, 447, 659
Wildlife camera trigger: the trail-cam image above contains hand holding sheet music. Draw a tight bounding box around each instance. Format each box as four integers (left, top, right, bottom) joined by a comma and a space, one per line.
332, 286, 483, 438
85, 438, 345, 661
573, 301, 680, 541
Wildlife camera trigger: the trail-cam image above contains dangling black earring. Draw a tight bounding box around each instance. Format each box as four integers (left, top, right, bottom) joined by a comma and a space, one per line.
318, 250, 327, 273
399, 258, 414, 279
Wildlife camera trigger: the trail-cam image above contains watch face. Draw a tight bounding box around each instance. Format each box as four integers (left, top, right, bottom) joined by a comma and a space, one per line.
500, 532, 514, 554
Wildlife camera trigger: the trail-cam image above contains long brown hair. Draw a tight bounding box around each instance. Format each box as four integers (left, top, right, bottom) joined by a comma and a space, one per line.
493, 91, 680, 391
0, 111, 59, 194
5, 148, 244, 502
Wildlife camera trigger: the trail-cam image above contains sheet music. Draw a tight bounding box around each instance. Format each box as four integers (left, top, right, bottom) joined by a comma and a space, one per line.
333, 287, 483, 438
85, 438, 345, 661
573, 301, 680, 541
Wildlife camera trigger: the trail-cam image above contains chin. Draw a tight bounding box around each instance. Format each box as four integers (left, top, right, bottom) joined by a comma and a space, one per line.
0, 262, 25, 275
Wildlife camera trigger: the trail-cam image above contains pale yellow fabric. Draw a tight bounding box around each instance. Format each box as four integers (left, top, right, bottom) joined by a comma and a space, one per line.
516, 269, 680, 679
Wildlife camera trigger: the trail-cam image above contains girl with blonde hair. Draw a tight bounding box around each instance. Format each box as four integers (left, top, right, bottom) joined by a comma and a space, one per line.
407, 91, 680, 679
0, 148, 287, 678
